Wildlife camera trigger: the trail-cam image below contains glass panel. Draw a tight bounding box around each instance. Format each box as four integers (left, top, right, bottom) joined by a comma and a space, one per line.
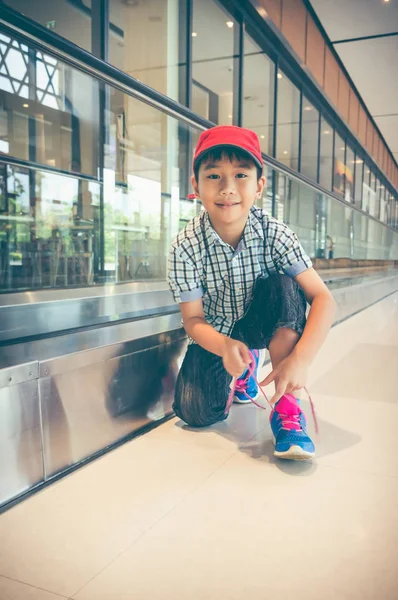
345, 145, 355, 202
378, 184, 386, 223
353, 210, 368, 259
319, 118, 333, 190
326, 199, 352, 259
1, 33, 397, 294
333, 133, 346, 198
369, 171, 377, 217
192, 0, 237, 124
256, 165, 273, 214
109, 0, 180, 102
284, 181, 316, 258
300, 97, 319, 181
354, 155, 363, 206
3, 0, 92, 52
0, 43, 98, 176
362, 164, 370, 213
0, 31, 201, 293
276, 72, 300, 170
103, 98, 196, 283
243, 32, 275, 156
367, 219, 386, 259
274, 171, 289, 222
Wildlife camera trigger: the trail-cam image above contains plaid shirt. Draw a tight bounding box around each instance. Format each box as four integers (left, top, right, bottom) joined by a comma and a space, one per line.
168, 206, 312, 338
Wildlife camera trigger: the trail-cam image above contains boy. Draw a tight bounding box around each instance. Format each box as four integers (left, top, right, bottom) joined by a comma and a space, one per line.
168, 126, 336, 460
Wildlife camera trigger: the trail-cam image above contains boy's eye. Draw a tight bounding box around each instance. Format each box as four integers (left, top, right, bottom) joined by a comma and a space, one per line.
207, 174, 220, 179
236, 173, 248, 179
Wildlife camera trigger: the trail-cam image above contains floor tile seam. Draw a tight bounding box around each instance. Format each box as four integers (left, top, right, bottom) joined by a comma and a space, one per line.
0, 572, 68, 598
309, 459, 398, 483
69, 449, 239, 598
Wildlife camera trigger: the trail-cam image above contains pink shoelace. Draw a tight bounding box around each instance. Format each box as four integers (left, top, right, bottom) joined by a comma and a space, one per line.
225, 351, 319, 435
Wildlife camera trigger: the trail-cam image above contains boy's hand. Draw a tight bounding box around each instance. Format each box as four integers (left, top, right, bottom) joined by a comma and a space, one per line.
259, 353, 309, 404
222, 338, 252, 378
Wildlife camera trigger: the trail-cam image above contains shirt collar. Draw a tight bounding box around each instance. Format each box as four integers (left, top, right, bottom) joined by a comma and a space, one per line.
202, 206, 264, 250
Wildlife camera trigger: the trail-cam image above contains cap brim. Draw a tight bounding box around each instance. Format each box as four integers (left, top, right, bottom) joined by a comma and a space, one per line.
193, 143, 263, 170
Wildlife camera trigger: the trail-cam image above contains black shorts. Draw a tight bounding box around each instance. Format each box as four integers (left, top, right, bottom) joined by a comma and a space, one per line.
173, 274, 307, 427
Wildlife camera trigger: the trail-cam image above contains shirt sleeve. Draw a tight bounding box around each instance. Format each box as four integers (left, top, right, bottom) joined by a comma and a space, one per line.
269, 220, 312, 277
167, 245, 204, 303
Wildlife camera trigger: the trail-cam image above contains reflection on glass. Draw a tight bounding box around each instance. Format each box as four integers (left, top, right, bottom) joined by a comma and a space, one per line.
369, 172, 377, 217
2, 0, 92, 51
276, 72, 300, 170
333, 133, 347, 198
353, 211, 368, 259
0, 163, 98, 290
243, 32, 275, 156
0, 31, 205, 293
327, 199, 352, 258
109, 0, 180, 102
345, 145, 355, 202
378, 184, 386, 223
284, 180, 316, 258
0, 32, 98, 176
300, 97, 319, 181
354, 155, 363, 206
319, 118, 333, 191
192, 0, 237, 124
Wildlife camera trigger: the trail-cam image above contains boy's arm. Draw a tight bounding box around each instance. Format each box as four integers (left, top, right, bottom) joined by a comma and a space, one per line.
180, 298, 252, 377
260, 267, 336, 402
293, 267, 336, 364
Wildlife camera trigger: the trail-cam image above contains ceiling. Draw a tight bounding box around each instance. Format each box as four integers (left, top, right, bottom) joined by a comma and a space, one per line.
308, 0, 398, 164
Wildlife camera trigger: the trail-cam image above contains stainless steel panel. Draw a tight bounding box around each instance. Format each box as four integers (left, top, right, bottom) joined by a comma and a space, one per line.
0, 284, 177, 343
0, 362, 38, 389
41, 338, 187, 478
0, 313, 184, 370
0, 379, 44, 507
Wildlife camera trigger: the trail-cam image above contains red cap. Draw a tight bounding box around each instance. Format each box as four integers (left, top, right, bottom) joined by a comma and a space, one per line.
193, 125, 263, 172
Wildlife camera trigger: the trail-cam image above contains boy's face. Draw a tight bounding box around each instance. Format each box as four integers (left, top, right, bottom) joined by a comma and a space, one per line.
191, 154, 266, 231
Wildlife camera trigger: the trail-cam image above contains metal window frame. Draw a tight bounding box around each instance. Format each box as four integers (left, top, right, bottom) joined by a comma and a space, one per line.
234, 19, 244, 126
271, 57, 279, 217
91, 0, 108, 277
297, 90, 303, 173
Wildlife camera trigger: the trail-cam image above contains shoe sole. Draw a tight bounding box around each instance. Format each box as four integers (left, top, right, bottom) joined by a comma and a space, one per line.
272, 437, 315, 461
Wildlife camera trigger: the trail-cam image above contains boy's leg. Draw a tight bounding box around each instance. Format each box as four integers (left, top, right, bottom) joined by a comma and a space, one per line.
173, 344, 231, 428
234, 274, 315, 460
233, 273, 307, 350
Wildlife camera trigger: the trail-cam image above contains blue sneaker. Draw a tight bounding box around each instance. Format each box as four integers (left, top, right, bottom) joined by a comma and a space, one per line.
270, 394, 315, 460
233, 349, 260, 404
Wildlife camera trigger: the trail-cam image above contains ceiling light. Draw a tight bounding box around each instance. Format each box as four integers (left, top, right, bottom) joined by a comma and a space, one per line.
192, 32, 198, 37
323, 130, 331, 135
283, 150, 288, 155
226, 21, 234, 28
260, 135, 265, 139
355, 159, 363, 164
304, 106, 312, 111
383, 0, 390, 3
277, 73, 283, 79
23, 103, 29, 108
228, 114, 232, 119
340, 146, 345, 150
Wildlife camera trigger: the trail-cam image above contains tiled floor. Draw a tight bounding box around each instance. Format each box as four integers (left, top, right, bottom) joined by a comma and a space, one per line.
0, 292, 397, 600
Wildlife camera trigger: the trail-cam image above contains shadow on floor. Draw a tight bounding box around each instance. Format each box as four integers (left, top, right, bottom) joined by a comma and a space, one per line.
173, 400, 362, 477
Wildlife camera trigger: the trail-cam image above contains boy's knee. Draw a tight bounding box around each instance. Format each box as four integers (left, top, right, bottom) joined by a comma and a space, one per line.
172, 394, 228, 428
